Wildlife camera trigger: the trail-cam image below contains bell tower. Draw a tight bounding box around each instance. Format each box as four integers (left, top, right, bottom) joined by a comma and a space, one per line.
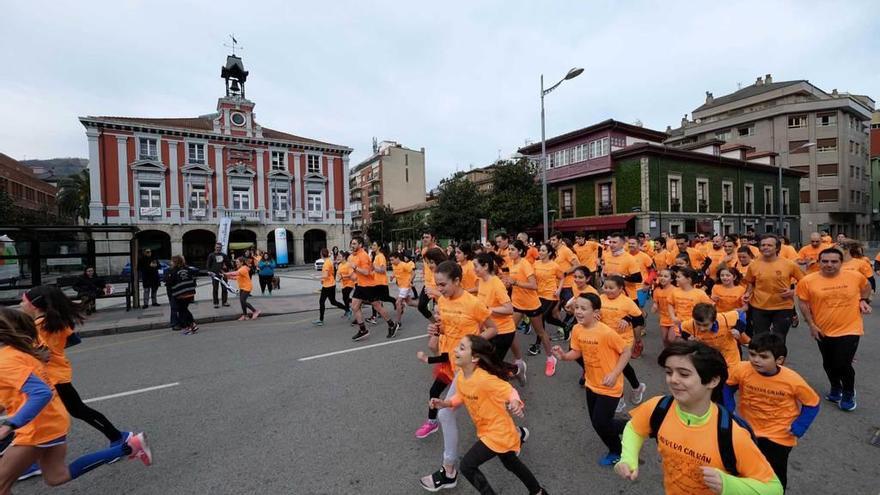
221, 55, 248, 98
216, 48, 260, 138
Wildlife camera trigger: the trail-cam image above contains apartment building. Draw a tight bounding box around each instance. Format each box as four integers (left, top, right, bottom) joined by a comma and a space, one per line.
349, 140, 426, 231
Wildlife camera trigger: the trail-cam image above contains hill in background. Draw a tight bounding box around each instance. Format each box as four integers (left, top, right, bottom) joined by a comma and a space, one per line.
20, 157, 87, 182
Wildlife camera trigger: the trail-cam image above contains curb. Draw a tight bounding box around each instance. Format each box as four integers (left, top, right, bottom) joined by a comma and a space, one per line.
78, 307, 315, 338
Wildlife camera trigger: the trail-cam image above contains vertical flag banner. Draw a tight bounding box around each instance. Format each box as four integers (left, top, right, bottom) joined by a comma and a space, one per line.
218, 216, 232, 254
274, 228, 289, 265
480, 219, 488, 246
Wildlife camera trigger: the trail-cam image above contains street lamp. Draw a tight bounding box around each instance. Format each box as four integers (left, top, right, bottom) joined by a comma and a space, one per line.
778, 141, 815, 236
540, 67, 584, 241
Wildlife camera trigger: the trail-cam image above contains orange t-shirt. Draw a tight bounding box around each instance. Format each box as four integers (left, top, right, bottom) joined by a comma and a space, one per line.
652, 285, 674, 327
572, 283, 599, 299
797, 245, 823, 274
570, 321, 628, 397
533, 259, 562, 300
392, 262, 414, 289
795, 271, 868, 337
779, 244, 798, 261
496, 248, 512, 271
727, 361, 819, 447
525, 246, 539, 265
653, 251, 675, 272
320, 257, 336, 288
459, 260, 478, 292
509, 259, 541, 311
631, 250, 654, 288
453, 368, 520, 453
685, 247, 707, 270
842, 258, 873, 280
437, 291, 492, 367
337, 262, 356, 289
599, 294, 642, 346
711, 284, 745, 313
744, 258, 803, 310
352, 249, 375, 287
705, 247, 727, 279
670, 287, 714, 323
603, 251, 642, 299
35, 317, 73, 385
373, 253, 389, 286
574, 241, 600, 271
682, 311, 742, 369
0, 346, 70, 446
555, 244, 579, 288
629, 397, 777, 494
237, 266, 253, 292
477, 275, 515, 335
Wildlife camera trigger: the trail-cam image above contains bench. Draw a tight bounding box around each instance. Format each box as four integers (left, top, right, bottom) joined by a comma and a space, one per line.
56, 274, 133, 311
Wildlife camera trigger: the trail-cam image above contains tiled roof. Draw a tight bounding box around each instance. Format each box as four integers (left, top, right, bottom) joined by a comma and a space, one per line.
694, 80, 807, 112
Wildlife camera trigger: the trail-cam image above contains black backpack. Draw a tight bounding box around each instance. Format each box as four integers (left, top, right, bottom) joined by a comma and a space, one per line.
648, 395, 755, 477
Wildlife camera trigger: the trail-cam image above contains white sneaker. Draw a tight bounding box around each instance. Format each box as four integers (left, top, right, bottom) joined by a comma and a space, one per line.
616, 399, 627, 413
631, 382, 647, 404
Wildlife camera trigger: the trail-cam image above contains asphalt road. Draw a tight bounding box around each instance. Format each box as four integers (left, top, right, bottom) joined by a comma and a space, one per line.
14, 303, 878, 494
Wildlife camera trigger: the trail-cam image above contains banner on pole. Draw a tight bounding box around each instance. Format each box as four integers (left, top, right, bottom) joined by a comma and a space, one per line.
218, 216, 232, 254
274, 228, 289, 265
480, 219, 488, 246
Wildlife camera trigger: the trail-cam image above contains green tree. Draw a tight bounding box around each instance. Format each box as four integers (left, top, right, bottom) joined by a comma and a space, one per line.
485, 159, 542, 234
56, 169, 90, 222
431, 172, 486, 241
366, 205, 398, 245
0, 190, 17, 224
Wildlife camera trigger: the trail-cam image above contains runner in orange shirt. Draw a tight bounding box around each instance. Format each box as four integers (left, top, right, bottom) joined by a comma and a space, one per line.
626, 237, 654, 311
601, 233, 643, 303
418, 231, 441, 321
336, 251, 356, 317
313, 248, 347, 326
517, 232, 539, 265
348, 236, 399, 341
533, 242, 566, 340
674, 234, 707, 272
390, 251, 417, 328
550, 231, 580, 307
600, 276, 647, 411
779, 237, 798, 262
838, 239, 875, 292
681, 303, 745, 369
743, 234, 804, 344
732, 246, 754, 285
574, 231, 601, 272
668, 268, 714, 327
504, 240, 556, 377
454, 243, 479, 295
704, 235, 727, 282
651, 269, 676, 347
494, 233, 512, 270
711, 267, 747, 313
224, 257, 261, 321
473, 252, 525, 385
797, 232, 824, 274
652, 237, 675, 272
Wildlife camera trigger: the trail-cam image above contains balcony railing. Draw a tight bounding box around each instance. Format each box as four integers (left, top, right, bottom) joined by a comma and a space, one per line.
670, 199, 681, 213
224, 209, 261, 223
698, 200, 708, 213
764, 204, 773, 215
368, 188, 381, 197
561, 206, 574, 219
307, 209, 323, 220
723, 201, 733, 214
188, 207, 208, 220
273, 209, 289, 220
139, 206, 162, 218
745, 202, 753, 214
598, 202, 613, 215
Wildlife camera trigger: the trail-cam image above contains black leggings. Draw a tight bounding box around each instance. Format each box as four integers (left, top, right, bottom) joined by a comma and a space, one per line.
585, 388, 625, 455
258, 275, 273, 294
341, 287, 353, 311
756, 437, 792, 490
239, 290, 256, 316
417, 287, 433, 320
750, 307, 793, 343
460, 439, 543, 495
177, 299, 193, 327
55, 382, 123, 443
539, 297, 566, 328
490, 332, 519, 376
427, 378, 448, 421
319, 286, 346, 321
817, 335, 860, 393
623, 363, 640, 389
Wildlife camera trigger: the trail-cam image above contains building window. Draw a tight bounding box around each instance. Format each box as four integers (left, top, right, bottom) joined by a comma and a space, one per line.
272, 190, 289, 211
817, 189, 838, 202
816, 113, 837, 127
138, 138, 158, 160
189, 184, 207, 209
789, 140, 811, 153
668, 176, 681, 212
307, 155, 321, 174
405, 154, 409, 166
138, 182, 162, 216
781, 188, 790, 215
307, 192, 323, 217
611, 136, 625, 148
560, 188, 574, 218
598, 183, 612, 214
800, 190, 811, 203
744, 184, 754, 214
599, 137, 609, 156
816, 138, 837, 152
787, 115, 807, 129
231, 187, 251, 210
187, 143, 205, 164
405, 168, 409, 182
817, 163, 838, 177
696, 179, 709, 213
737, 126, 755, 137
715, 129, 731, 141
722, 181, 733, 213
763, 186, 774, 215
271, 151, 286, 170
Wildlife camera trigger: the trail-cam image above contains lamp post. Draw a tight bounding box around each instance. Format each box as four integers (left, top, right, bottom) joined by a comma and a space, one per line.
540, 67, 584, 241
778, 141, 815, 236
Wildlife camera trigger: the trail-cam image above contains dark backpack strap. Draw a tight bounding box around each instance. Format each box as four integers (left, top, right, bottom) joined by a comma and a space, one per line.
717, 404, 739, 477
648, 395, 674, 439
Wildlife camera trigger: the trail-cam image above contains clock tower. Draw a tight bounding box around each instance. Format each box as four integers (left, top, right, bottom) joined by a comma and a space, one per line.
215, 55, 261, 138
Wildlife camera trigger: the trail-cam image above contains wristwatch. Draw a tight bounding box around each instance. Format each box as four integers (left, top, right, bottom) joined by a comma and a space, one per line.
0, 419, 16, 430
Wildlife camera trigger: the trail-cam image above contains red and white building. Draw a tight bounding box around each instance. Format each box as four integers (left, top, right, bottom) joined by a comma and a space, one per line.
79, 55, 352, 264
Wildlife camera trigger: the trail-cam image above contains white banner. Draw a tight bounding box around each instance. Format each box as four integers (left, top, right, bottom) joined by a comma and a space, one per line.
480, 219, 488, 246
217, 216, 232, 254
274, 228, 289, 265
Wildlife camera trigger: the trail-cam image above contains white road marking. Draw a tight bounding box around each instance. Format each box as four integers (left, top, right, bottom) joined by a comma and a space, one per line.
82, 382, 181, 404
298, 335, 426, 362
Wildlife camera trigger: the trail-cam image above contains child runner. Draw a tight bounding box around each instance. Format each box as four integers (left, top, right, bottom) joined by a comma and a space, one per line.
711, 267, 747, 313
0, 307, 152, 490
552, 293, 632, 466
724, 333, 820, 490
418, 261, 498, 492
431, 335, 547, 495
533, 242, 566, 341
367, 242, 398, 328
225, 257, 260, 320
732, 246, 754, 285
680, 303, 746, 370
651, 269, 676, 347
504, 240, 556, 377
455, 243, 479, 295
599, 276, 646, 411
313, 248, 347, 326
336, 252, 355, 318
615, 341, 783, 495
422, 248, 449, 351
668, 268, 714, 328
474, 252, 525, 385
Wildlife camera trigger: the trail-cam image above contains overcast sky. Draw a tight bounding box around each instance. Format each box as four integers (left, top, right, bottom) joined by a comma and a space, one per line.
1, 0, 877, 189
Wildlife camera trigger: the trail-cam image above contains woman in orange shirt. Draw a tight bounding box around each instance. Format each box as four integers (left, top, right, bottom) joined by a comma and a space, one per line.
313, 248, 346, 326
336, 251, 355, 317
668, 268, 714, 327
473, 252, 524, 385
651, 269, 676, 347
431, 335, 546, 495
504, 240, 556, 377
733, 246, 754, 286
533, 242, 566, 341
711, 267, 747, 313
0, 308, 152, 489
454, 243, 478, 295
225, 257, 260, 320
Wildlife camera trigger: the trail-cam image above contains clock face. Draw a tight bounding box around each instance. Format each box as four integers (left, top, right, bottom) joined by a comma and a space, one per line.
230, 112, 246, 126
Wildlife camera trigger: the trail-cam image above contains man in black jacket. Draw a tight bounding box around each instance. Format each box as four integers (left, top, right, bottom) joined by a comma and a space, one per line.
139, 248, 161, 309
206, 243, 231, 308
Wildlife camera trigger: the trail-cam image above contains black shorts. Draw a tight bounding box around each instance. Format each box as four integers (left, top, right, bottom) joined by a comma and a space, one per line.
352, 285, 380, 303
514, 305, 543, 318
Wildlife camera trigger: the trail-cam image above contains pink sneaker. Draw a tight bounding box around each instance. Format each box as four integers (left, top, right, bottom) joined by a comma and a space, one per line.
415, 420, 440, 439
250, 310, 261, 320
545, 356, 557, 377
126, 432, 153, 466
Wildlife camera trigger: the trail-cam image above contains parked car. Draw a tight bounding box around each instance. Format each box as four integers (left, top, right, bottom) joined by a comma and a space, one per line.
314, 258, 324, 271
121, 259, 171, 278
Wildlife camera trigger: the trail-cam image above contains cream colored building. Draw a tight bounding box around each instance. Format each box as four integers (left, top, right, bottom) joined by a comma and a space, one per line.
349, 140, 426, 231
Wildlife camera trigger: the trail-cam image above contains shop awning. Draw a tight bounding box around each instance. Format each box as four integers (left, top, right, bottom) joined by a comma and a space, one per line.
553, 214, 636, 232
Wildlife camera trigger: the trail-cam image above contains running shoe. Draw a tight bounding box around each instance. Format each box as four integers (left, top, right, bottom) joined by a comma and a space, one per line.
791, 313, 800, 328
419, 467, 457, 492
17, 464, 41, 481
250, 310, 261, 320
527, 343, 542, 356
616, 399, 627, 413
237, 315, 248, 321
631, 340, 644, 359
415, 420, 440, 439
213, 304, 220, 309
352, 328, 370, 341
126, 432, 153, 466
550, 329, 566, 342
519, 426, 530, 443
562, 323, 573, 341
515, 361, 528, 387
387, 322, 400, 338
108, 432, 133, 464
839, 391, 857, 412
631, 382, 647, 404
182, 326, 195, 335
544, 356, 557, 377
222, 303, 231, 307
825, 388, 843, 403
366, 316, 378, 325
598, 452, 621, 467
312, 320, 324, 326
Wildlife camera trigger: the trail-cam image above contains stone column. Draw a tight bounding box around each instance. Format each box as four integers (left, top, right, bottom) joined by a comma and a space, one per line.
342, 155, 352, 226
293, 152, 303, 224
168, 141, 181, 223
293, 233, 305, 265
86, 128, 104, 223
256, 150, 265, 219
214, 145, 225, 212
327, 155, 336, 222
116, 136, 130, 222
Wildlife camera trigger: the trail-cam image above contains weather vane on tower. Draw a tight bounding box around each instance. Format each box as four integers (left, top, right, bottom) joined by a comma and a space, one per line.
224, 34, 244, 56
